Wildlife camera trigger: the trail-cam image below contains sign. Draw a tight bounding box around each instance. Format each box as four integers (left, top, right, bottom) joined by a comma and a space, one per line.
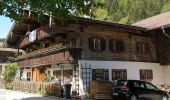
29, 30, 36, 43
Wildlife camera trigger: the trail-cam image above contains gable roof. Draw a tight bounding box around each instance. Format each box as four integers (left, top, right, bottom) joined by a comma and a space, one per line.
133, 11, 170, 30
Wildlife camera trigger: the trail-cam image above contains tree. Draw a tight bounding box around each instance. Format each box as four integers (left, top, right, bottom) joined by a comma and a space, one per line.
3, 63, 18, 89
0, 0, 93, 21
93, 0, 170, 24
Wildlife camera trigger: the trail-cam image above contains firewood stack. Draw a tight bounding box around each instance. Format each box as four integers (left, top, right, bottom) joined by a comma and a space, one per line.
90, 80, 112, 100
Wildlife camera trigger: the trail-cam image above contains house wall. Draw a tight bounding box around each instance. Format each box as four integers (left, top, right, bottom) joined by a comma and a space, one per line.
78, 60, 164, 96
0, 63, 5, 78
80, 25, 156, 62
21, 68, 32, 80
162, 65, 170, 85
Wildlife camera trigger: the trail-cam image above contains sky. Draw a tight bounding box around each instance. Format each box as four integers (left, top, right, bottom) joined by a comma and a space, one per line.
0, 16, 13, 39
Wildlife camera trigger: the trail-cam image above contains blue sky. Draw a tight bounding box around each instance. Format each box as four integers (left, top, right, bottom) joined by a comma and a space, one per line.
0, 16, 13, 39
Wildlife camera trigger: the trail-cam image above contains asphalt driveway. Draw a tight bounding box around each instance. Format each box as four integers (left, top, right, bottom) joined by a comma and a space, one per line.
0, 89, 65, 100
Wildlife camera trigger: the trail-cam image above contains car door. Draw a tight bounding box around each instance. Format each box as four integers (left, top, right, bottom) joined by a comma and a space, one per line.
144, 82, 161, 100
130, 81, 148, 99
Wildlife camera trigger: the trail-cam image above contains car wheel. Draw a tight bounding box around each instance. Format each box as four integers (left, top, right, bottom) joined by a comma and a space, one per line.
130, 95, 137, 100
161, 96, 168, 100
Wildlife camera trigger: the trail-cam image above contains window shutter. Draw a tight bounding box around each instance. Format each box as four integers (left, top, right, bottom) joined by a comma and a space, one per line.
101, 38, 106, 51
89, 38, 94, 50
109, 39, 113, 51
136, 43, 139, 52
140, 70, 144, 80
120, 41, 125, 52
146, 43, 150, 53
149, 70, 153, 80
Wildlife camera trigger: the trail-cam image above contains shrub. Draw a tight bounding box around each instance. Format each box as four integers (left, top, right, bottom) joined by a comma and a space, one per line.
3, 63, 18, 89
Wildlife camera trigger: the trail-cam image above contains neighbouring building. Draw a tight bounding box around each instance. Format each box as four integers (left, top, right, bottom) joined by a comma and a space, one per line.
0, 40, 17, 78
133, 11, 170, 86
6, 10, 170, 96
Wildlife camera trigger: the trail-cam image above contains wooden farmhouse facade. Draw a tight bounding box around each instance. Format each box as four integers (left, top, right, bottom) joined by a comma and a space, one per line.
6, 11, 170, 96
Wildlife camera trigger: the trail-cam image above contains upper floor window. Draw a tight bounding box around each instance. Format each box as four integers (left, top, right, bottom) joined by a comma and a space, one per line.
89, 38, 106, 51
109, 39, 125, 52
43, 40, 51, 48
136, 42, 149, 53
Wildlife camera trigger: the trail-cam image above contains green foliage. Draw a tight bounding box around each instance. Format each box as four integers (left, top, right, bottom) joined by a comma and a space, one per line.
3, 63, 18, 89
93, 0, 170, 24
0, 0, 93, 21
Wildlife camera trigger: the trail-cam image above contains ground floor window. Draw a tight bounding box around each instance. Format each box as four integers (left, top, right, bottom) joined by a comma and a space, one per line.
140, 69, 153, 81
53, 70, 61, 78
92, 69, 109, 81
112, 69, 127, 81
26, 72, 31, 81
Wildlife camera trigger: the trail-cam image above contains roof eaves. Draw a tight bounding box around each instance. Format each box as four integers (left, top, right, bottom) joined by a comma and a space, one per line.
77, 17, 147, 32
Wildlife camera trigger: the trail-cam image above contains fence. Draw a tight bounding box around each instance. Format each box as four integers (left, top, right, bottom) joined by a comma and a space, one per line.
13, 80, 62, 97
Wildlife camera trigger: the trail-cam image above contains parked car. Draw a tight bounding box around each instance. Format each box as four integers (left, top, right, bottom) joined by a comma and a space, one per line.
112, 80, 169, 100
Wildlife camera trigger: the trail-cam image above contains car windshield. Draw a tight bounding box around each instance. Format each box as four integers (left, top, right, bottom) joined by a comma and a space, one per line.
114, 80, 126, 86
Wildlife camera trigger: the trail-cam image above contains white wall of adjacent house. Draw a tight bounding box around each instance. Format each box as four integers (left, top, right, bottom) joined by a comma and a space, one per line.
0, 63, 5, 78
22, 68, 32, 80
162, 65, 170, 86
78, 60, 164, 96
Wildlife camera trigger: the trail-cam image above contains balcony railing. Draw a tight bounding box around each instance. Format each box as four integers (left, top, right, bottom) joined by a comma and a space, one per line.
19, 27, 50, 48
17, 45, 81, 67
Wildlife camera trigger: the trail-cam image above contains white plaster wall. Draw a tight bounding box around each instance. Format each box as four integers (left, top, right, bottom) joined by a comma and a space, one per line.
46, 65, 60, 76
78, 60, 164, 96
22, 68, 32, 80
162, 65, 170, 86
0, 63, 6, 78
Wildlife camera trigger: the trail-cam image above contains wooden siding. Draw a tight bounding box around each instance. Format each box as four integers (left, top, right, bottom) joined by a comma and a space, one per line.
18, 50, 80, 67
80, 24, 156, 62
17, 20, 156, 65
155, 28, 170, 65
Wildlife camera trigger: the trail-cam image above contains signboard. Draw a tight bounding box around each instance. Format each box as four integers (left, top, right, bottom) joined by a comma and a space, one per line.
29, 30, 36, 43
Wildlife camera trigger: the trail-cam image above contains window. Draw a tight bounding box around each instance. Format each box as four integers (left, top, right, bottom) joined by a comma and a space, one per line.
53, 70, 61, 78
89, 38, 106, 51
132, 81, 145, 89
109, 39, 125, 52
27, 72, 31, 81
145, 82, 158, 90
136, 42, 149, 53
43, 40, 51, 48
140, 69, 153, 81
92, 69, 109, 81
112, 69, 127, 80
47, 71, 51, 77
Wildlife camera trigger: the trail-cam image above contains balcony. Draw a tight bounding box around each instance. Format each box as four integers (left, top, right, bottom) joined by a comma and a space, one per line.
17, 45, 82, 67
19, 27, 50, 48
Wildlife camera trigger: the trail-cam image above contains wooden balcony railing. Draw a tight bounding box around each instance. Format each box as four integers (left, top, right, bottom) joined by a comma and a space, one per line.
17, 46, 81, 67
19, 27, 50, 48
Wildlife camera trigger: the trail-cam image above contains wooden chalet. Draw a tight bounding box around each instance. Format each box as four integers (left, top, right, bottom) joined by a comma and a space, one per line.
7, 10, 170, 97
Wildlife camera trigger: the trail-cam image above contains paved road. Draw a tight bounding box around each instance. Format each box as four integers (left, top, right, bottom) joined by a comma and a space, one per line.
0, 89, 66, 100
